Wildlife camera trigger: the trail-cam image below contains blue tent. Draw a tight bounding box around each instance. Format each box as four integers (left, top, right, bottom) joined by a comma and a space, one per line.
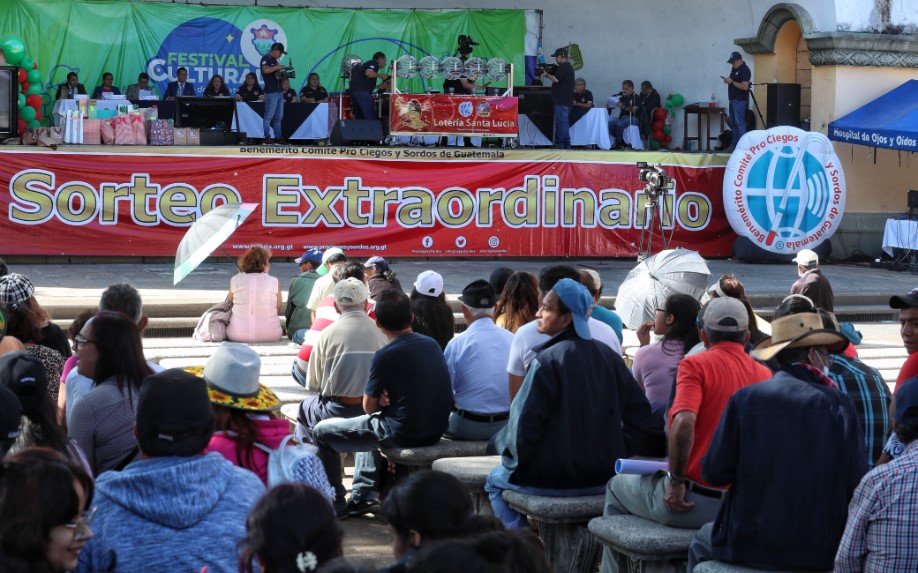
828, 80, 918, 152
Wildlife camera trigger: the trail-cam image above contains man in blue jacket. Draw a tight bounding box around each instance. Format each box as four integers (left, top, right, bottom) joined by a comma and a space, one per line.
485, 278, 654, 529
688, 308, 867, 571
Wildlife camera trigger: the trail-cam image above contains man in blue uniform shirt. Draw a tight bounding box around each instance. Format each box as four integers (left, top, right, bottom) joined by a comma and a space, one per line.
723, 51, 751, 149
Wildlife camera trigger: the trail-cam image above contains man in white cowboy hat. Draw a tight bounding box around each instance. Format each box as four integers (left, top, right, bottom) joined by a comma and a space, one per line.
790, 248, 835, 312
688, 304, 867, 572
599, 298, 772, 573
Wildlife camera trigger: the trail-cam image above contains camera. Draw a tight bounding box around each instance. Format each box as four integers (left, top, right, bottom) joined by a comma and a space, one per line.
275, 65, 296, 81
637, 162, 674, 197
456, 35, 479, 57
536, 63, 558, 76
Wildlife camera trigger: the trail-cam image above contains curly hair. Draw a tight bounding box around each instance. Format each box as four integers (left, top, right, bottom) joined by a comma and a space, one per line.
239, 247, 271, 274
1, 299, 49, 344
493, 272, 539, 333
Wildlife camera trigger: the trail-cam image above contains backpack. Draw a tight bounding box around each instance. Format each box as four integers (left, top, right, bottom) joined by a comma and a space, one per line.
193, 301, 232, 342
254, 435, 336, 501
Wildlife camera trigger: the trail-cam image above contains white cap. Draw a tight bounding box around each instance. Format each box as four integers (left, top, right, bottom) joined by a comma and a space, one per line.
413, 270, 443, 297
333, 277, 369, 306
792, 249, 819, 267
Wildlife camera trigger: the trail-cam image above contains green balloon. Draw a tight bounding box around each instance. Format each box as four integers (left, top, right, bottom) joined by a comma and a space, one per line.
27, 119, 40, 129
39, 117, 51, 127
19, 57, 33, 71
649, 139, 661, 150
40, 93, 51, 105
26, 84, 42, 95
26, 69, 40, 84
0, 35, 26, 66
19, 105, 36, 121
670, 93, 685, 107
17, 93, 25, 108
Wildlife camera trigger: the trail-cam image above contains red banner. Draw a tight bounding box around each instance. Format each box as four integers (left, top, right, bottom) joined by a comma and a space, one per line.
0, 147, 735, 258
389, 94, 518, 137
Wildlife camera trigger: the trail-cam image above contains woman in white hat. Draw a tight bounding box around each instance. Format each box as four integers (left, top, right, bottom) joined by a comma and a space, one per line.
409, 271, 454, 351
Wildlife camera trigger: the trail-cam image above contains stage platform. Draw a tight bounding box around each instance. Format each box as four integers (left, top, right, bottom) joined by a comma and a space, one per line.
0, 144, 733, 259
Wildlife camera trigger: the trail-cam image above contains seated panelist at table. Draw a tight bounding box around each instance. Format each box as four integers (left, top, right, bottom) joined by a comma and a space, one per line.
55, 72, 87, 100
92, 72, 121, 99
299, 73, 329, 103
281, 78, 297, 104
163, 67, 196, 100
570, 77, 594, 124
235, 72, 264, 102
203, 74, 231, 98
125, 72, 159, 100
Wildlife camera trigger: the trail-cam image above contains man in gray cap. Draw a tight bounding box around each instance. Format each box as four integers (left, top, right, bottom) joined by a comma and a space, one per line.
599, 298, 772, 573
485, 278, 654, 529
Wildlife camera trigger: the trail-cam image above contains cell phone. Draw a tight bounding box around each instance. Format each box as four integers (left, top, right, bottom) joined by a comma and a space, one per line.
720, 75, 727, 79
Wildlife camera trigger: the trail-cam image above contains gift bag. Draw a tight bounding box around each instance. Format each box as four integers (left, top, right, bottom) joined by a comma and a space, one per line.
114, 116, 133, 145
41, 126, 64, 145
101, 119, 116, 145
130, 113, 146, 145
83, 119, 102, 145
21, 128, 40, 145
64, 111, 83, 144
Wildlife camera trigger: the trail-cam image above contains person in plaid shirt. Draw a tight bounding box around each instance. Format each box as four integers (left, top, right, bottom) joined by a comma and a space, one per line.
835, 376, 918, 572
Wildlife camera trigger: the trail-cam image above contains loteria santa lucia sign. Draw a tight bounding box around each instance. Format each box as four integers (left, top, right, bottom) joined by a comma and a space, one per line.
723, 127, 845, 254
0, 146, 736, 258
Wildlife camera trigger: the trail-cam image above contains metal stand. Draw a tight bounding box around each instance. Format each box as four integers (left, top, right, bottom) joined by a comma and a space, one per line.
637, 189, 671, 261
748, 83, 766, 128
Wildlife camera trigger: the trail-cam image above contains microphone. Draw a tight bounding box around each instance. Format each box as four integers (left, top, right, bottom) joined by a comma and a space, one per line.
612, 91, 624, 97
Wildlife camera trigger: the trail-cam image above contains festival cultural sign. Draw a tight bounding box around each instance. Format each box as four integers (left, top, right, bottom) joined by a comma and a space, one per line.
723, 127, 845, 254
390, 95, 518, 137
0, 148, 735, 258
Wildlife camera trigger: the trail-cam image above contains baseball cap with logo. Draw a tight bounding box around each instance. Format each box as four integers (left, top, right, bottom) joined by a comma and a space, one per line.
295, 249, 323, 266
414, 270, 444, 298
0, 384, 21, 452
792, 249, 819, 267
727, 51, 742, 63
458, 280, 496, 309
0, 351, 47, 412
317, 248, 347, 276
136, 369, 215, 456
700, 297, 749, 332
552, 278, 592, 340
271, 42, 286, 54
334, 277, 369, 306
551, 47, 568, 58
896, 377, 918, 426
890, 288, 918, 309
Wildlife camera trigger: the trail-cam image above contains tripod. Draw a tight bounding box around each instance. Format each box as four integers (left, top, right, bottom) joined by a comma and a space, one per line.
747, 83, 766, 128
637, 186, 673, 261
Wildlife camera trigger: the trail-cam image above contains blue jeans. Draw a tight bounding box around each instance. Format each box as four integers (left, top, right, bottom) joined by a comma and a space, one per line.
484, 464, 606, 529
729, 100, 748, 147
613, 115, 638, 145
313, 413, 395, 502
553, 104, 571, 148
263, 91, 284, 139
295, 395, 365, 444
352, 90, 376, 120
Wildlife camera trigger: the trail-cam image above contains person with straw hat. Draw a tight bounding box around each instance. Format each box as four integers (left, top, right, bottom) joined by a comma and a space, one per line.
687, 305, 867, 572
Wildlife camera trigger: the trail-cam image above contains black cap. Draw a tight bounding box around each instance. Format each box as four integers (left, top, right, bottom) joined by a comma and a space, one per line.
551, 47, 568, 58
458, 280, 496, 309
727, 51, 742, 63
0, 351, 47, 412
136, 369, 214, 457
489, 267, 514, 297
0, 384, 22, 450
271, 42, 286, 54
891, 288, 918, 309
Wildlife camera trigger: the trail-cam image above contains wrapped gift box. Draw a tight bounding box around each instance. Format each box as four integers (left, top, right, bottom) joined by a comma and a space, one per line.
186, 127, 200, 146
83, 119, 101, 145
147, 119, 174, 146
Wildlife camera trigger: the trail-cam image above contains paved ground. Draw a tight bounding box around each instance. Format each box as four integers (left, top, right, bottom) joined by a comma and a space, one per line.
7, 257, 916, 566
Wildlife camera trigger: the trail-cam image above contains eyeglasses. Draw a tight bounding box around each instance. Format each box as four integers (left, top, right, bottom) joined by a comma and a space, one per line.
63, 507, 96, 541
73, 335, 96, 350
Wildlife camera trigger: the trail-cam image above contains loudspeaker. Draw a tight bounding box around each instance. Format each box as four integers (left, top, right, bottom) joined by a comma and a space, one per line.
330, 119, 383, 146
766, 83, 801, 128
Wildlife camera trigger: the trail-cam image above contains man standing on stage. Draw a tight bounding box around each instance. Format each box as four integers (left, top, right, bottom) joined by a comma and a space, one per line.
723, 51, 751, 149
350, 52, 389, 121
541, 47, 575, 149
261, 42, 290, 145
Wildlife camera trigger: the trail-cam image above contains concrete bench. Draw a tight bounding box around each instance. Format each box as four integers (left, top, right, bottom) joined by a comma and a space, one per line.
588, 515, 696, 573
694, 562, 830, 573
431, 455, 501, 516
502, 490, 605, 573
380, 438, 490, 471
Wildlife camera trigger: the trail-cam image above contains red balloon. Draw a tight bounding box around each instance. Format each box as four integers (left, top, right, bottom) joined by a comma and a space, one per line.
32, 62, 38, 70
652, 120, 664, 130
33, 108, 42, 121
665, 135, 673, 142
17, 68, 26, 83
20, 81, 28, 92
26, 94, 41, 108
17, 119, 26, 135
654, 108, 667, 120
654, 129, 665, 141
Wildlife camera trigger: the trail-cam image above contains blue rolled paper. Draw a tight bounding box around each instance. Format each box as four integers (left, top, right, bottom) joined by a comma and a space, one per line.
614, 459, 669, 475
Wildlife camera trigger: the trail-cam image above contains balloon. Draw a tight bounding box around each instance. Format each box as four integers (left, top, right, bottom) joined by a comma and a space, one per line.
670, 93, 685, 107
26, 69, 40, 84
652, 120, 664, 130
40, 93, 51, 105
17, 93, 24, 108
33, 108, 42, 121
27, 119, 40, 129
663, 125, 672, 135
654, 108, 667, 120
17, 67, 26, 83
665, 135, 673, 143
663, 102, 672, 110
20, 81, 28, 92
19, 106, 35, 122
0, 36, 26, 65
40, 117, 51, 127
653, 129, 664, 141
32, 61, 38, 70
19, 57, 33, 71
26, 94, 41, 108
26, 84, 42, 95
649, 140, 661, 150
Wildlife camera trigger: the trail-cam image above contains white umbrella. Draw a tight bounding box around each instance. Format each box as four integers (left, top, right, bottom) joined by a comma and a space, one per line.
173, 203, 259, 285
615, 248, 711, 330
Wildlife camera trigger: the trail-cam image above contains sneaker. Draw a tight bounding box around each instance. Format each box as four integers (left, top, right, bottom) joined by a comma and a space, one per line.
264, 138, 275, 145
278, 139, 290, 146
346, 497, 381, 517
333, 497, 349, 520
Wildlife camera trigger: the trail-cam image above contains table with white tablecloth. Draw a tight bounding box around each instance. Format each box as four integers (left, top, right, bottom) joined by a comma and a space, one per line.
882, 218, 918, 256
232, 102, 329, 140
516, 107, 612, 149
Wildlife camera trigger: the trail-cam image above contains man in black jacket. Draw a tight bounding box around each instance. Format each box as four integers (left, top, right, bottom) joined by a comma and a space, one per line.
541, 47, 575, 149
638, 81, 662, 141
485, 278, 654, 529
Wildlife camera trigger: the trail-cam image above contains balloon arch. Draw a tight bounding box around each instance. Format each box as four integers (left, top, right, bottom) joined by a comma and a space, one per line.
0, 34, 49, 135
